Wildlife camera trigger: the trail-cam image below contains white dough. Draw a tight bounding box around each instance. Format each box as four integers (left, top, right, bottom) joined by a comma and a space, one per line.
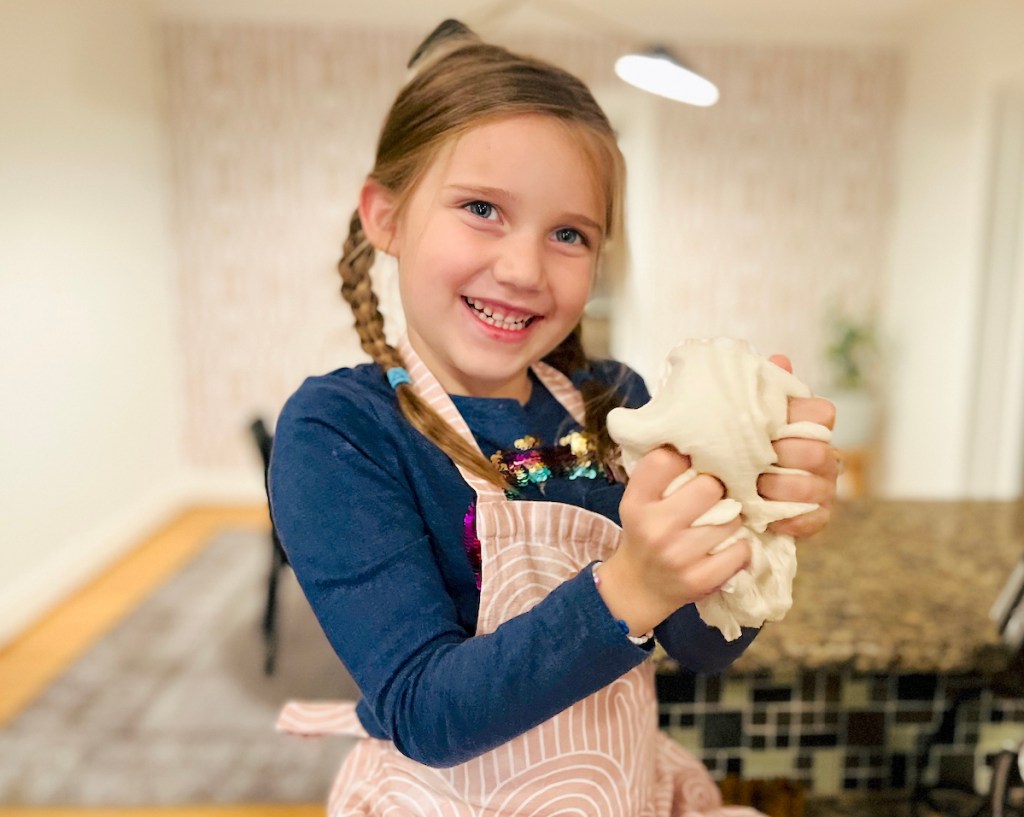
606, 338, 832, 641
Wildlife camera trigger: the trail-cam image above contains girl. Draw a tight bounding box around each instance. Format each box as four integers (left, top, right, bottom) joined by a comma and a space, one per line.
270, 19, 837, 816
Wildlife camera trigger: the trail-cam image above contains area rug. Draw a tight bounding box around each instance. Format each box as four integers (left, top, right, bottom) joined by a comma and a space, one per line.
0, 530, 360, 806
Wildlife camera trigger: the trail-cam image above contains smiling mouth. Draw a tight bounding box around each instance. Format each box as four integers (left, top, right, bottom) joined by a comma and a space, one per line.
463, 297, 538, 331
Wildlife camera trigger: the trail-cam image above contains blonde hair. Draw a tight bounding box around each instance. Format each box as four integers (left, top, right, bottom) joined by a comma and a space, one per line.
339, 20, 628, 487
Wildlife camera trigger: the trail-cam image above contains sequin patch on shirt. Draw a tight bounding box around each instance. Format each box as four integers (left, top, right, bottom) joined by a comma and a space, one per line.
489, 431, 605, 492
463, 502, 482, 590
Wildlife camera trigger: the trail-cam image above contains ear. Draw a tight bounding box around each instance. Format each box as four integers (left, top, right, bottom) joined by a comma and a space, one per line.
359, 178, 400, 257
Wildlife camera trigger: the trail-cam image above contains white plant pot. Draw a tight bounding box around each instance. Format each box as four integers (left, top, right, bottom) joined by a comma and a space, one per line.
827, 389, 877, 449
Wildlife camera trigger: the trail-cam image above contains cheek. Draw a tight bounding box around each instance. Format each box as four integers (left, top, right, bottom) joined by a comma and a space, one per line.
559, 264, 597, 312
398, 250, 448, 298
409, 232, 486, 290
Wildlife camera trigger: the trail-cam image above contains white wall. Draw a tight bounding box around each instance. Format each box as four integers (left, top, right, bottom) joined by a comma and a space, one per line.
880, 0, 1024, 498
0, 0, 188, 645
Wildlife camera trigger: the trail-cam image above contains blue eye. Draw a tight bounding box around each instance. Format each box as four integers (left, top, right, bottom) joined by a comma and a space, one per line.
554, 227, 586, 246
465, 201, 496, 219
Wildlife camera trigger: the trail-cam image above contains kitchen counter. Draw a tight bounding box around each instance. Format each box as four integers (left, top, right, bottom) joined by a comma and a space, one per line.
728, 498, 1024, 673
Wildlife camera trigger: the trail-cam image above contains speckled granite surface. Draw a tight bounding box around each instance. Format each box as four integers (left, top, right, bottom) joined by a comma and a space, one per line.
732, 499, 1024, 674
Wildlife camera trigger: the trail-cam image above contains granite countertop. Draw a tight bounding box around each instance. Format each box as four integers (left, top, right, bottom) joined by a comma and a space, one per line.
723, 498, 1024, 674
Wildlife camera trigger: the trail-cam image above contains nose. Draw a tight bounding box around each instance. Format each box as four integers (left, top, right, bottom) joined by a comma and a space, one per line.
491, 234, 545, 291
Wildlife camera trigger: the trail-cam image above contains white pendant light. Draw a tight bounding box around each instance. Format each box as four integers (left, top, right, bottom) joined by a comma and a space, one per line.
614, 48, 719, 107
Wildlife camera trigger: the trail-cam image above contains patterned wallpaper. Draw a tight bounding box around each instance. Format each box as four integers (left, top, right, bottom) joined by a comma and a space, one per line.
162, 23, 901, 469
639, 44, 900, 385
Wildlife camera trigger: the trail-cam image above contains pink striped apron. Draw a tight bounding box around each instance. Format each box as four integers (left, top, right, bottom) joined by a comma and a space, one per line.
278, 336, 763, 817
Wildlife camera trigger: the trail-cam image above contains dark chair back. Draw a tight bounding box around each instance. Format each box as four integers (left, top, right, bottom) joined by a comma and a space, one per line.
249, 416, 288, 674
250, 418, 274, 484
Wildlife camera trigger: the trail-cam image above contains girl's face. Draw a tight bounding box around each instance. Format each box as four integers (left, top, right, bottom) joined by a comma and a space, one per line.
365, 114, 605, 402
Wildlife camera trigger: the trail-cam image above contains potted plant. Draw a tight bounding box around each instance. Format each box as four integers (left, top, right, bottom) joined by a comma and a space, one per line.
824, 314, 879, 450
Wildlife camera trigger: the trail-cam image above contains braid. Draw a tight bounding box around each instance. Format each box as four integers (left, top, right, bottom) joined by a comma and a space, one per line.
544, 326, 628, 479
339, 210, 392, 364
337, 210, 509, 489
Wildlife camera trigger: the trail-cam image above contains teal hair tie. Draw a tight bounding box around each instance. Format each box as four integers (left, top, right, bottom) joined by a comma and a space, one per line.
386, 367, 411, 389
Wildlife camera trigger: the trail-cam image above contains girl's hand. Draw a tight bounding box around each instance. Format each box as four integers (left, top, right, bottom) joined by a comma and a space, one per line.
597, 447, 752, 636
758, 354, 838, 539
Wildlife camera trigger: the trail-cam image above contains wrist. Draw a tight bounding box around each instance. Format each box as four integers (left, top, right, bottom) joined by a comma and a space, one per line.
591, 558, 663, 641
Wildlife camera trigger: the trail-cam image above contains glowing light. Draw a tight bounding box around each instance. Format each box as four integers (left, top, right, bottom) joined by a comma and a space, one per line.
614, 49, 719, 107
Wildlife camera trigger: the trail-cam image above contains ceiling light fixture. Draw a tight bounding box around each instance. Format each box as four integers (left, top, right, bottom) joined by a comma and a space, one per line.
474, 0, 719, 108
614, 47, 719, 107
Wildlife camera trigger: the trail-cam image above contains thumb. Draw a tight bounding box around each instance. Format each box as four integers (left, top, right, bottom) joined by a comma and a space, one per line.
625, 446, 692, 503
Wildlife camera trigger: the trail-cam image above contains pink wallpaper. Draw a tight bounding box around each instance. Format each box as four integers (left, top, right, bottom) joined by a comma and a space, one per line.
642, 44, 900, 382
163, 23, 900, 469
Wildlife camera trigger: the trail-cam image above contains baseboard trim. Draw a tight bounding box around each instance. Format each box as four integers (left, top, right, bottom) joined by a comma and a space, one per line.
0, 478, 190, 650
0, 468, 266, 650
0, 497, 268, 726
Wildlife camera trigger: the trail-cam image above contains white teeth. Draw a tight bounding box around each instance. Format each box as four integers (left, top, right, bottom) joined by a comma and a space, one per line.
465, 297, 534, 331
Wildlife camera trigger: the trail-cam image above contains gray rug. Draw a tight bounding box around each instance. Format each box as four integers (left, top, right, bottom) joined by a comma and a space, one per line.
0, 530, 360, 806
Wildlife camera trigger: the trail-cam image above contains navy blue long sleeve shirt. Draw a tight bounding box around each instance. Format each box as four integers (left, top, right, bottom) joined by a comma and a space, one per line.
268, 359, 757, 768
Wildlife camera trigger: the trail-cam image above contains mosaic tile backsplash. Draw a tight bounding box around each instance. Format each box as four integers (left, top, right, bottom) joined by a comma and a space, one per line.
657, 668, 1024, 796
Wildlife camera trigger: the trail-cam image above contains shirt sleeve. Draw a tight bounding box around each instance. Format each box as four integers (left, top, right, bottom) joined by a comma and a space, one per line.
654, 608, 759, 673
268, 377, 651, 768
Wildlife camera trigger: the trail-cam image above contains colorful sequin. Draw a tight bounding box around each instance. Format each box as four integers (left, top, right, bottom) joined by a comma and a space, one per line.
489, 431, 605, 493
463, 503, 482, 590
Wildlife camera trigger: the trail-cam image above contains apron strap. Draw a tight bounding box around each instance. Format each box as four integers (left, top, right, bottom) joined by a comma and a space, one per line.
530, 360, 586, 427
276, 700, 369, 738
397, 335, 588, 500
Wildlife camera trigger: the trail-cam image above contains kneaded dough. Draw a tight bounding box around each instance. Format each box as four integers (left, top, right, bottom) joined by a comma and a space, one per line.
606, 338, 832, 641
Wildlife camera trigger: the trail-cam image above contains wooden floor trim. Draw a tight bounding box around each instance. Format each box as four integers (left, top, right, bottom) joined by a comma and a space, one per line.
0, 504, 326, 815
0, 810, 323, 814
0, 808, 322, 816
0, 504, 269, 727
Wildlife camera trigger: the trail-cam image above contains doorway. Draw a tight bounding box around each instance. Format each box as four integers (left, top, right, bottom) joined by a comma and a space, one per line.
968, 84, 1024, 499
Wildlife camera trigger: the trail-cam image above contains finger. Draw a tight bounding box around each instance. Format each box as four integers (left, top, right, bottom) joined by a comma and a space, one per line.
668, 517, 744, 558
770, 438, 838, 477
683, 536, 753, 597
758, 471, 835, 506
787, 396, 836, 429
769, 353, 793, 373
768, 506, 832, 539
665, 473, 729, 528
625, 446, 692, 503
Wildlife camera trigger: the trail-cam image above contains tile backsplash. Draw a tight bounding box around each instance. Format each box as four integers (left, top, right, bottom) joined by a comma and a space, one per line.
657, 668, 1024, 795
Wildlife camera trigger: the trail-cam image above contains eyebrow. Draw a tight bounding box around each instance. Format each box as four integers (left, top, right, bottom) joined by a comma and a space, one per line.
446, 184, 606, 237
